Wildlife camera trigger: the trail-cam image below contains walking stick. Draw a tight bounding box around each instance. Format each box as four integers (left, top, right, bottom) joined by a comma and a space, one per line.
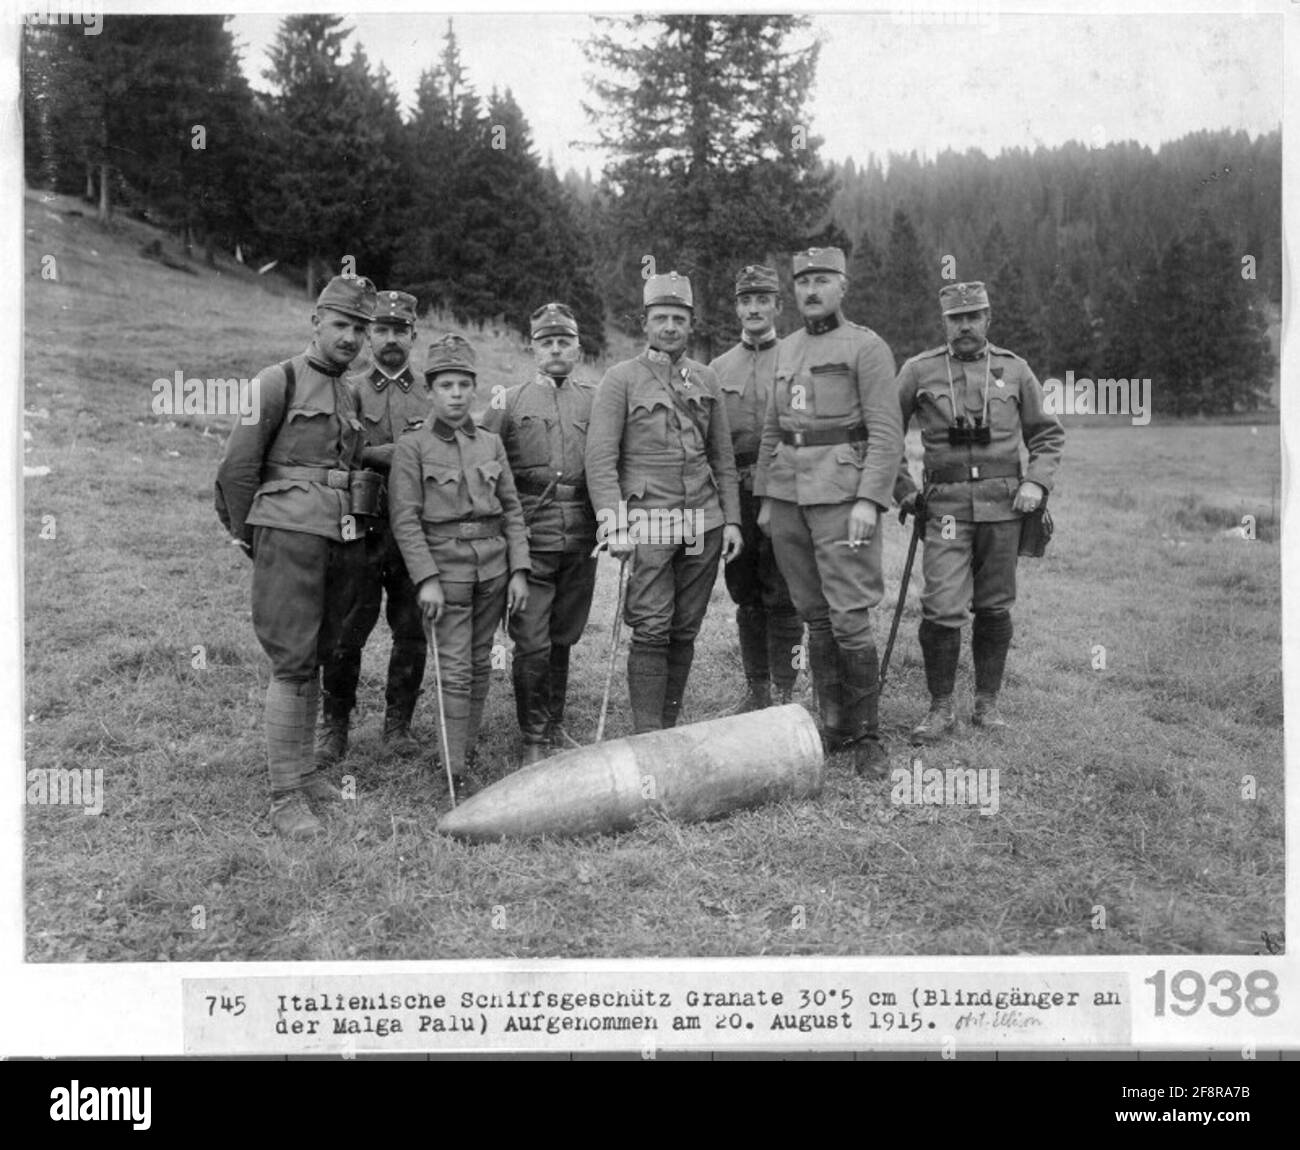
880, 509, 923, 693
594, 554, 629, 744
425, 616, 458, 807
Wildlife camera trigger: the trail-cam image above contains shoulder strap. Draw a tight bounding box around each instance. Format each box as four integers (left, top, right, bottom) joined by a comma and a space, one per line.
279, 360, 296, 432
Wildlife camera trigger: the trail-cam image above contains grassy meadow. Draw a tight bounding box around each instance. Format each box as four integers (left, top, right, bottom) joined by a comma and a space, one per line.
22, 189, 1284, 961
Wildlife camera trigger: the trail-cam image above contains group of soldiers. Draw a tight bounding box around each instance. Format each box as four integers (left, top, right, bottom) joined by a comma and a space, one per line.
216, 247, 1063, 840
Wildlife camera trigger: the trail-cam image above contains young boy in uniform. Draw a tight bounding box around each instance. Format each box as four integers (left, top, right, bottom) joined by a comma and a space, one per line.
387, 334, 530, 792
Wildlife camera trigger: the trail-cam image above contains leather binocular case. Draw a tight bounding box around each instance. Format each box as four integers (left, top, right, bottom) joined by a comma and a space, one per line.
349, 469, 385, 518
948, 420, 992, 446
1018, 495, 1053, 558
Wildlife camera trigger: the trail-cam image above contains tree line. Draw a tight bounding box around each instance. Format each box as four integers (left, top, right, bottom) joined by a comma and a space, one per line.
24, 13, 1279, 412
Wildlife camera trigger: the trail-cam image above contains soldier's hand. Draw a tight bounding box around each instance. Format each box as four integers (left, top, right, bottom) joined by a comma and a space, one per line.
756, 498, 772, 537
418, 577, 445, 624
847, 499, 879, 548
1013, 481, 1045, 514
721, 524, 744, 564
507, 571, 529, 616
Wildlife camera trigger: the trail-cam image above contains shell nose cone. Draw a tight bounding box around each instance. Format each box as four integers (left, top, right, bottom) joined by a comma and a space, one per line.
436, 704, 823, 842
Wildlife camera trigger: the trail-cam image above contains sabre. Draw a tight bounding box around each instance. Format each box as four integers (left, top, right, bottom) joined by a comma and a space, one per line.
425, 616, 459, 806
880, 508, 923, 693
594, 554, 629, 744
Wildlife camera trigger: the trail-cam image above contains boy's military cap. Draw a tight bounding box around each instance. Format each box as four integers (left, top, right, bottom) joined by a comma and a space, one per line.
643, 271, 694, 310
425, 333, 477, 379
316, 274, 377, 322
791, 247, 846, 277
373, 289, 418, 326
530, 301, 579, 338
734, 264, 780, 295
940, 281, 991, 315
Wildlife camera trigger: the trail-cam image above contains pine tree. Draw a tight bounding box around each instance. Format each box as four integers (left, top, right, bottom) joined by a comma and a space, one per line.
884, 209, 933, 360
584, 15, 834, 359
988, 255, 1046, 370
844, 228, 885, 331
1040, 264, 1095, 380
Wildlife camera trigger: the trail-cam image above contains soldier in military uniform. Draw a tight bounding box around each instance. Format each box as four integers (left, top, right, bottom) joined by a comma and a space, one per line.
317, 290, 429, 766
708, 264, 803, 712
479, 302, 598, 765
895, 281, 1064, 741
585, 271, 743, 734
215, 275, 376, 839
388, 334, 530, 791
754, 247, 904, 777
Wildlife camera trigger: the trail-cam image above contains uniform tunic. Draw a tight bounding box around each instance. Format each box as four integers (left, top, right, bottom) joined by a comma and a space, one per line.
323, 364, 432, 713
709, 335, 798, 624
754, 314, 904, 646
388, 416, 530, 693
479, 372, 598, 654
894, 342, 1064, 628
585, 348, 740, 646
215, 349, 368, 681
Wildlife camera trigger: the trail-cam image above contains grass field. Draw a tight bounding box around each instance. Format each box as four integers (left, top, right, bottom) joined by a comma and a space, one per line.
22, 188, 1285, 961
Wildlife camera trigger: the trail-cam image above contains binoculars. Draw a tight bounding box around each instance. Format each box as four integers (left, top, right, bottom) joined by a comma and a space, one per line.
948, 418, 992, 446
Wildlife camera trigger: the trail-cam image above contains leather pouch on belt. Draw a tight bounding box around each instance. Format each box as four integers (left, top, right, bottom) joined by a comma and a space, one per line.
348, 469, 385, 518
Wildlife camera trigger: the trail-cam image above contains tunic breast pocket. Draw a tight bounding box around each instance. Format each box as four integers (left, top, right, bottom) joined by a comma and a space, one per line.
628, 393, 672, 448
987, 387, 1021, 435
916, 386, 955, 429
515, 414, 552, 469
810, 363, 857, 419
279, 404, 335, 459
420, 461, 463, 519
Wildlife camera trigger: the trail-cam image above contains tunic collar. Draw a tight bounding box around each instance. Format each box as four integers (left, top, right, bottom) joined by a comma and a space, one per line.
741, 331, 778, 351
645, 346, 685, 365
803, 312, 841, 336
432, 415, 477, 441
305, 349, 347, 377
370, 365, 416, 392
947, 340, 989, 363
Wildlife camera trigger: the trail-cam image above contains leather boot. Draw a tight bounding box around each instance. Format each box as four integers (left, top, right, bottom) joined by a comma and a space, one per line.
806, 628, 845, 749
512, 648, 552, 765
314, 686, 350, 769
266, 679, 323, 840
627, 642, 668, 734
767, 610, 803, 703
733, 605, 770, 713
972, 610, 1013, 729
299, 677, 341, 804
467, 663, 490, 763
838, 644, 888, 778
382, 637, 426, 756
662, 639, 695, 728
434, 688, 472, 787
382, 700, 420, 756
545, 644, 572, 747
912, 619, 961, 744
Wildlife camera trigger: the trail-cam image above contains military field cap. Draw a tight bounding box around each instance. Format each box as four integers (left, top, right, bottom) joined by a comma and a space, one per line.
643, 271, 694, 310
372, 290, 418, 326
940, 281, 991, 315
316, 274, 377, 322
530, 301, 579, 338
791, 247, 847, 277
424, 333, 477, 379
734, 264, 780, 295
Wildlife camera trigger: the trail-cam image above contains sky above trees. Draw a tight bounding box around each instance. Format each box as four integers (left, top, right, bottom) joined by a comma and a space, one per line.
228, 8, 1282, 175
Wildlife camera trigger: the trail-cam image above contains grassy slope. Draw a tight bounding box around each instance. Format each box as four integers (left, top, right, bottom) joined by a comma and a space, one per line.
23, 189, 1284, 960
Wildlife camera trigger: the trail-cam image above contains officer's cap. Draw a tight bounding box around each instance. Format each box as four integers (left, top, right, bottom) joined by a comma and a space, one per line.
315, 274, 377, 323
372, 290, 418, 327
643, 271, 694, 311
424, 333, 477, 380
734, 264, 780, 296
791, 247, 847, 278
940, 281, 991, 315
530, 301, 579, 339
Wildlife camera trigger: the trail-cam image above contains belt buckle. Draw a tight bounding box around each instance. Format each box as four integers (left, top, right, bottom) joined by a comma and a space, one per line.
970, 465, 981, 480
327, 469, 350, 490
792, 431, 806, 447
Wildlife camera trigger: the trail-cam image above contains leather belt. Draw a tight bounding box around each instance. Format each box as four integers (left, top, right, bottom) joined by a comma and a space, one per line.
515, 474, 588, 502
733, 451, 758, 469
780, 425, 867, 448
423, 517, 504, 540
925, 461, 1022, 484
265, 465, 353, 489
